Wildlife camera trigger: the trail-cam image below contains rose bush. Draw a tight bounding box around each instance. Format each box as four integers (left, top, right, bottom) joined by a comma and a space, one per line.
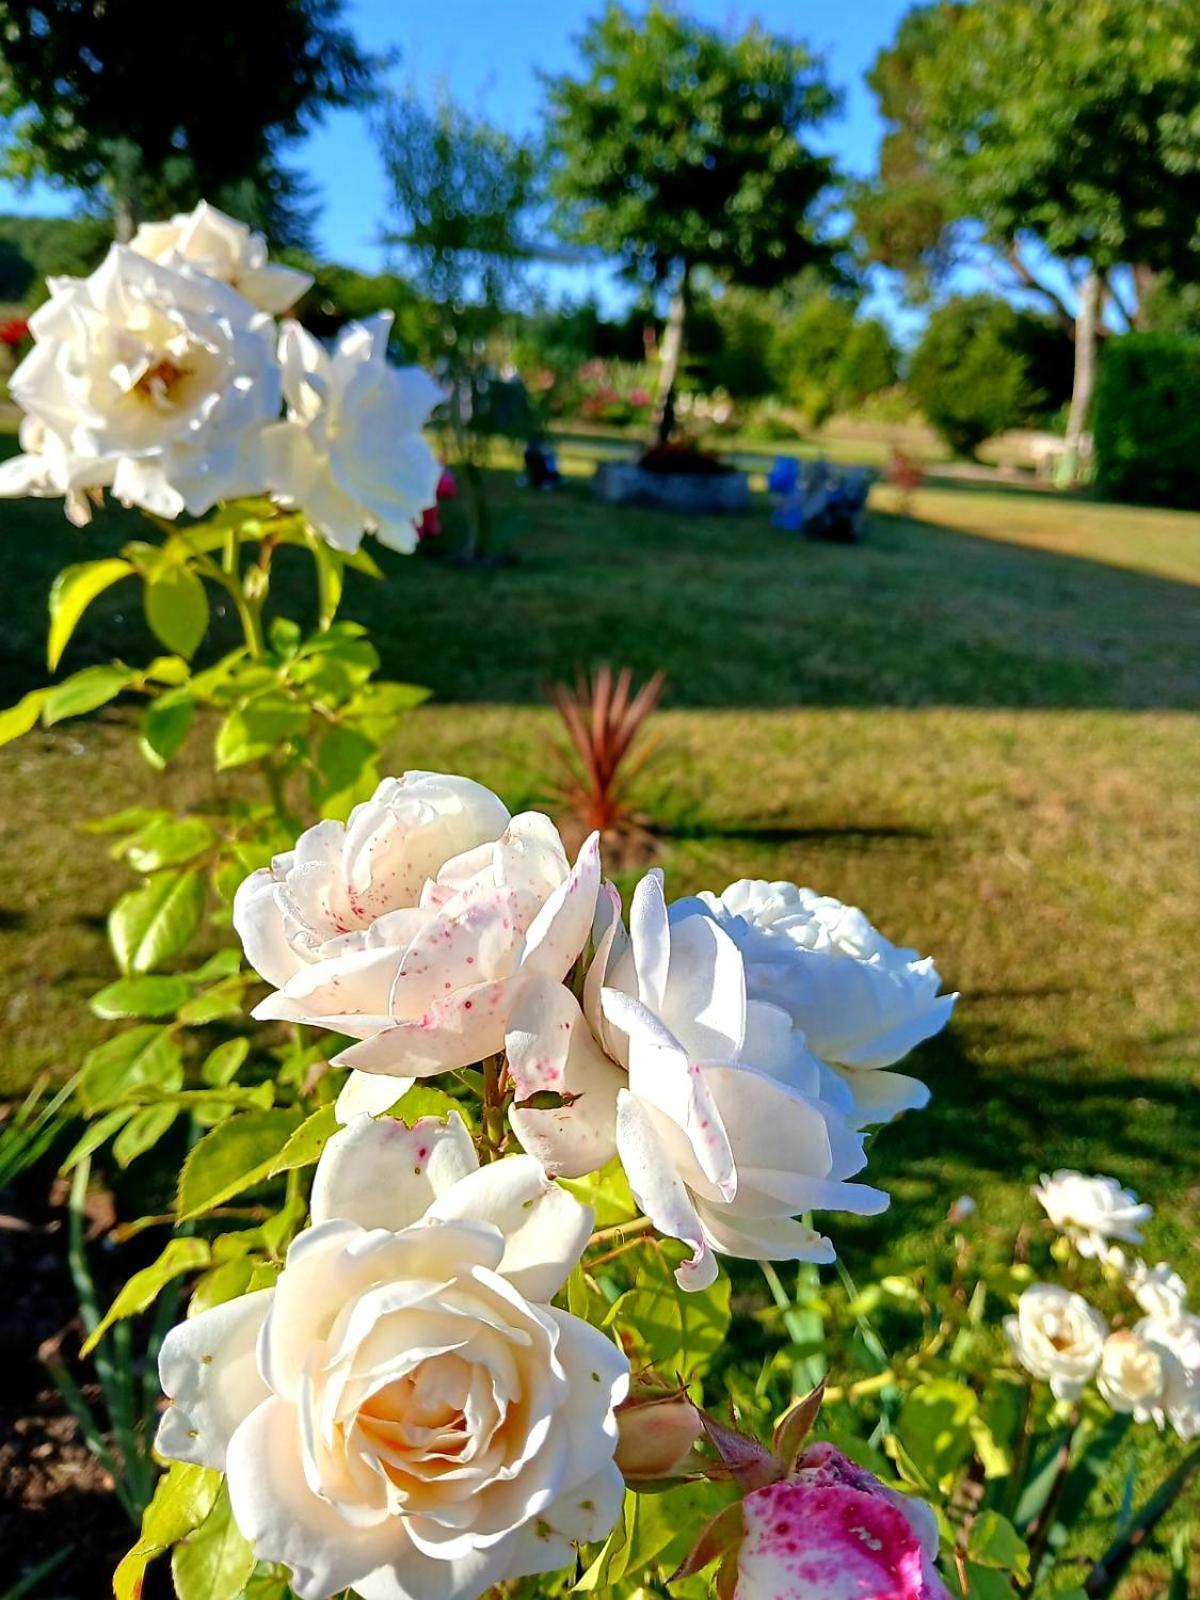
156, 1113, 629, 1600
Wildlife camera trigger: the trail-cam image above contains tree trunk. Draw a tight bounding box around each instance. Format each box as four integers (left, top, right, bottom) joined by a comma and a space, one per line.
1133, 263, 1158, 331
651, 264, 690, 448
1063, 268, 1101, 483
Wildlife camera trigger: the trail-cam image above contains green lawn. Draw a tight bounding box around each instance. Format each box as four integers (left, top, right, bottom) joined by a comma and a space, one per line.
2, 457, 1198, 1589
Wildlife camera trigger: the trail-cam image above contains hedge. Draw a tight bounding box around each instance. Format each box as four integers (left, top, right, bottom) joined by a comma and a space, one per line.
1093, 333, 1200, 508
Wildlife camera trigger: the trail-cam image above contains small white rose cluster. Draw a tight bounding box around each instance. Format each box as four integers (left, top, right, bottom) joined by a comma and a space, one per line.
156, 769, 955, 1600
1007, 1173, 1198, 1439
0, 201, 441, 550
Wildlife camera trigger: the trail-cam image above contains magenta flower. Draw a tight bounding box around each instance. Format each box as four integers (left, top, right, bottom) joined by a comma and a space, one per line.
735, 1444, 950, 1600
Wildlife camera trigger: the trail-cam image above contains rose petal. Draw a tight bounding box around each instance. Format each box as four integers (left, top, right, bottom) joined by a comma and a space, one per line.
155, 1289, 273, 1470
615, 1089, 716, 1291
311, 1112, 478, 1232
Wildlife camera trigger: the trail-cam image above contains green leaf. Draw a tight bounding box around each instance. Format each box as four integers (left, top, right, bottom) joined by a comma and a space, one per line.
140, 689, 197, 768
145, 564, 210, 658
90, 975, 193, 1019
59, 1105, 136, 1171
109, 869, 206, 975
114, 1462, 221, 1600
968, 1511, 1030, 1582
268, 1103, 339, 1175
893, 1379, 979, 1490
79, 1025, 183, 1112
113, 1103, 179, 1167
124, 816, 215, 873
177, 1109, 303, 1221
172, 1482, 257, 1600
269, 616, 302, 656
82, 1236, 210, 1355
201, 1038, 250, 1087
43, 663, 135, 725
393, 1082, 476, 1131
215, 696, 308, 769
48, 558, 132, 670
177, 977, 247, 1025
609, 1250, 731, 1377
317, 722, 376, 794
86, 804, 172, 835
0, 687, 50, 749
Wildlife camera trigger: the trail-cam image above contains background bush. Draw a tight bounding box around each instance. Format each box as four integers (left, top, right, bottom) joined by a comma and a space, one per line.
1093, 332, 1200, 508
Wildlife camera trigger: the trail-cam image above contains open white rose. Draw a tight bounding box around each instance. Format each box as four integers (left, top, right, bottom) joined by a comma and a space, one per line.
1004, 1283, 1107, 1400
1097, 1329, 1173, 1427
0, 414, 110, 526
0, 245, 280, 521
507, 872, 887, 1291
1127, 1259, 1189, 1329
1131, 1313, 1200, 1440
673, 880, 955, 1125
1032, 1171, 1152, 1261
156, 1115, 629, 1600
264, 315, 441, 553
130, 200, 312, 314
234, 772, 600, 1091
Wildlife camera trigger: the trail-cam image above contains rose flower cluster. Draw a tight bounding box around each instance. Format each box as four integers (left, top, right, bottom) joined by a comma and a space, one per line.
151, 771, 956, 1599
0, 201, 441, 550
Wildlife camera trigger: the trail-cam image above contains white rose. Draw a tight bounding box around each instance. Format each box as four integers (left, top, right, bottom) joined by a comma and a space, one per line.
673, 880, 955, 1125
0, 245, 280, 520
1131, 1313, 1200, 1441
130, 200, 312, 314
1097, 1329, 1172, 1427
234, 773, 600, 1096
0, 415, 109, 525
1127, 1259, 1189, 1329
264, 315, 441, 553
1032, 1171, 1152, 1260
506, 871, 887, 1291
1004, 1283, 1107, 1400
156, 1115, 629, 1600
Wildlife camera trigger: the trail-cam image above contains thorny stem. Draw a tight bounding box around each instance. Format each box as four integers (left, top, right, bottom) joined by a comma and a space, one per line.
479, 1056, 507, 1163
587, 1214, 655, 1250
586, 1235, 654, 1271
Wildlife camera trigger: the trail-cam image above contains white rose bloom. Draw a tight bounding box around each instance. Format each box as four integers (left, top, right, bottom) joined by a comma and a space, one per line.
0, 415, 110, 525
1131, 1312, 1200, 1441
264, 315, 441, 554
1097, 1329, 1173, 1427
130, 200, 312, 314
506, 872, 887, 1292
1004, 1284, 1107, 1400
234, 773, 600, 1095
0, 245, 280, 520
673, 880, 955, 1125
157, 1115, 629, 1600
1031, 1171, 1152, 1261
1128, 1260, 1189, 1329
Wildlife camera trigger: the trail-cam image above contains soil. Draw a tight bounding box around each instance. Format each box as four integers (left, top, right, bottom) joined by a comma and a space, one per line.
0, 1171, 140, 1600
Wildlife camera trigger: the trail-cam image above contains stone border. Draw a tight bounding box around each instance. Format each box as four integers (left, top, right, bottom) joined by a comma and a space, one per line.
592, 460, 751, 514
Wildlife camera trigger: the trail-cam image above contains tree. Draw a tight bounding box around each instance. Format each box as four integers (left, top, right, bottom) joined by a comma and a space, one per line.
857, 0, 1200, 470
378, 89, 539, 563
0, 0, 381, 244
909, 295, 1063, 458
543, 3, 840, 444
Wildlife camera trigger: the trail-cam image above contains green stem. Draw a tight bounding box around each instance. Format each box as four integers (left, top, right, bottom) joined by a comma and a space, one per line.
1021, 1416, 1079, 1594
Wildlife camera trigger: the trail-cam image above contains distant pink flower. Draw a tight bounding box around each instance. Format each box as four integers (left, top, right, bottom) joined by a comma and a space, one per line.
735, 1444, 950, 1600
436, 467, 458, 501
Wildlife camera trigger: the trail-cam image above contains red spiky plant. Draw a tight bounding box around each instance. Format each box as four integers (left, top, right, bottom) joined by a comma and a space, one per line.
547, 665, 666, 834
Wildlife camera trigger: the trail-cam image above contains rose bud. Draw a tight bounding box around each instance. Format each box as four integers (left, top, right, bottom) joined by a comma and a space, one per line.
614, 1387, 704, 1482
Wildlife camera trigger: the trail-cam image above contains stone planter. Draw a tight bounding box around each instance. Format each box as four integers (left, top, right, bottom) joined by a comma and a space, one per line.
592, 460, 751, 514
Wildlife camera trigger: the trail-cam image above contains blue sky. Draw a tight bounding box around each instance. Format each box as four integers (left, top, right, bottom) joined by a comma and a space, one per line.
0, 0, 937, 334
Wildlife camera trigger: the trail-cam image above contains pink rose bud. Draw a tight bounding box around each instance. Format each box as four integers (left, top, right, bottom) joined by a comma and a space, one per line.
735, 1444, 950, 1600
614, 1390, 703, 1482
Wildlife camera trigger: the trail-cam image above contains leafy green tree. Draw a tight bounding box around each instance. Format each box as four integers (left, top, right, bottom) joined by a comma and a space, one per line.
543, 3, 839, 443
910, 295, 1058, 458
0, 0, 381, 244
857, 0, 1200, 469
378, 89, 539, 562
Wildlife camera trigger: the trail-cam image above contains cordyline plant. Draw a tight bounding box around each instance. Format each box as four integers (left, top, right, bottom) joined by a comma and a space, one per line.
0, 199, 1195, 1600
547, 663, 665, 835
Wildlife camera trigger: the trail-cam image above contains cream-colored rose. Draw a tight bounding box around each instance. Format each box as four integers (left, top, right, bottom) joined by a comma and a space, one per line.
1032, 1171, 1152, 1261
156, 1116, 629, 1600
506, 872, 887, 1291
1004, 1283, 1107, 1400
0, 245, 280, 521
131, 200, 312, 313
234, 773, 600, 1092
673, 879, 956, 1126
1097, 1330, 1172, 1427
264, 315, 441, 553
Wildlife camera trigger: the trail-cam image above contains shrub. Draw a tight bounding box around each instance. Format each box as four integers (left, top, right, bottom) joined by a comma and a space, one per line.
1093, 332, 1200, 508
909, 294, 1066, 458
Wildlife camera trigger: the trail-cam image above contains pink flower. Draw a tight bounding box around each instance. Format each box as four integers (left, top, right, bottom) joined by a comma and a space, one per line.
735, 1445, 949, 1600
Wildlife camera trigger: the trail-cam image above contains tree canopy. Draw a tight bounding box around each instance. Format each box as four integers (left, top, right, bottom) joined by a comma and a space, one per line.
0, 0, 381, 243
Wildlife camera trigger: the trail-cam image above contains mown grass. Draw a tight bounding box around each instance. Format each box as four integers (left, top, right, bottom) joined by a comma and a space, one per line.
1, 448, 1197, 1589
